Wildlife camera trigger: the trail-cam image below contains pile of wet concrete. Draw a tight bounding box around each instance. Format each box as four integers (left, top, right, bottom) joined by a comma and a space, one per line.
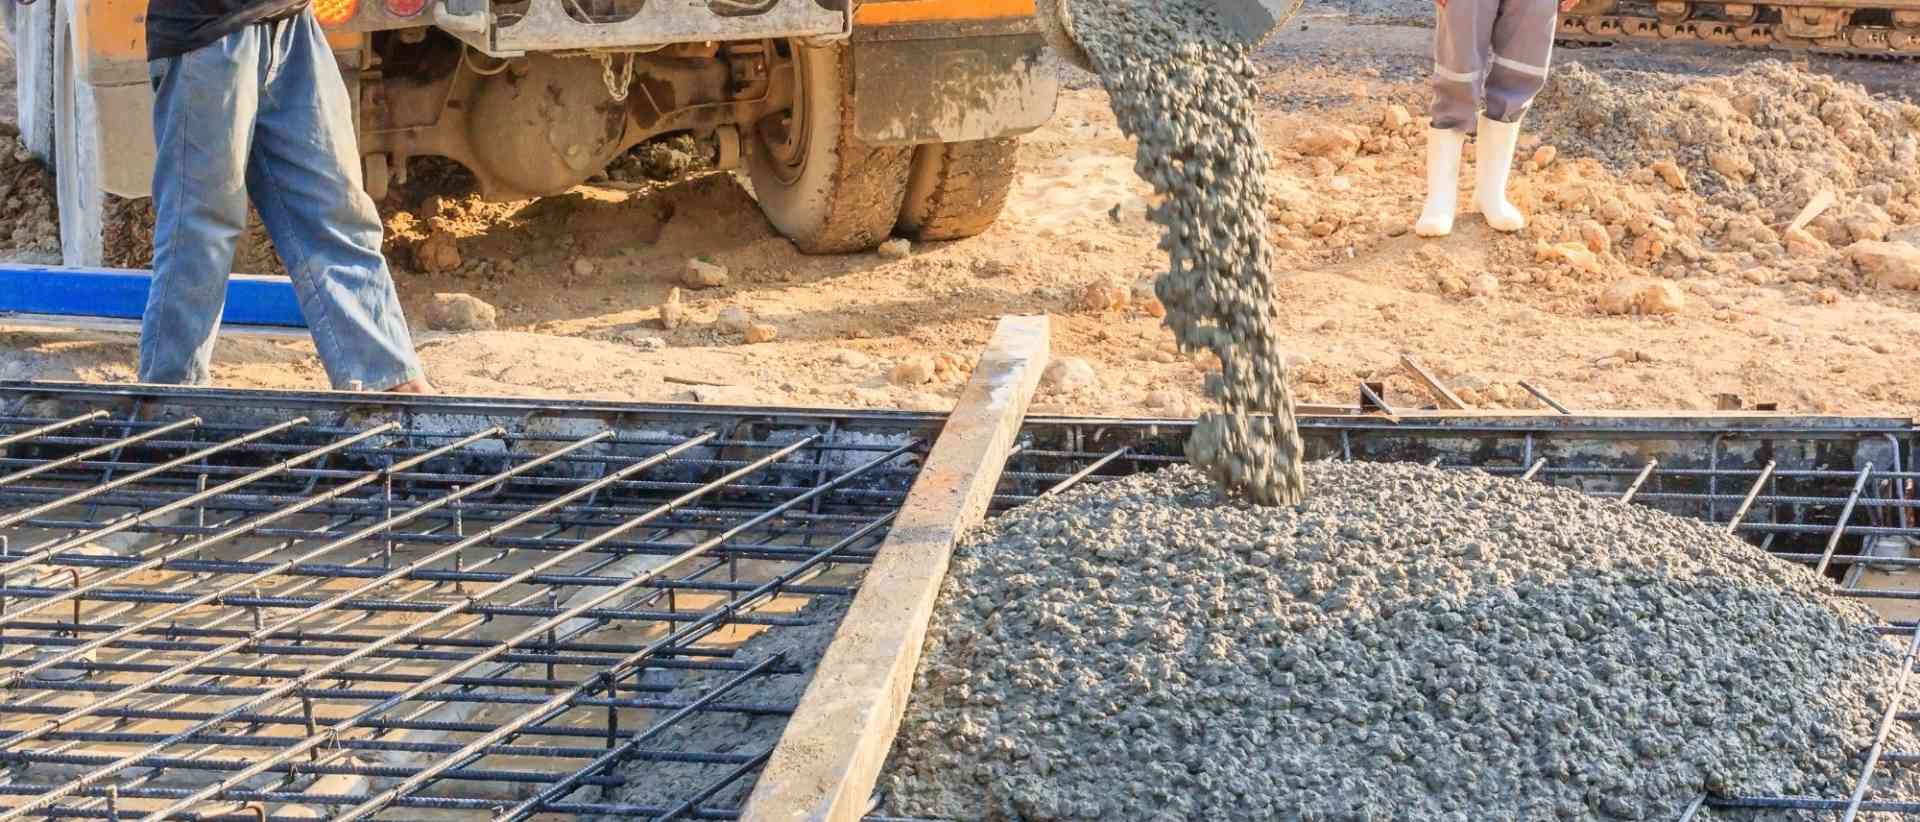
882, 462, 1918, 820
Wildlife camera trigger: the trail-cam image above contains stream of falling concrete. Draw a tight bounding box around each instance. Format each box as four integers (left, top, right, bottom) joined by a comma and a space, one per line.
1070, 0, 1307, 505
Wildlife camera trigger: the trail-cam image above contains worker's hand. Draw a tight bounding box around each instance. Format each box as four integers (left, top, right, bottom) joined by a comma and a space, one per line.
1435, 0, 1447, 8
1559, 0, 1578, 11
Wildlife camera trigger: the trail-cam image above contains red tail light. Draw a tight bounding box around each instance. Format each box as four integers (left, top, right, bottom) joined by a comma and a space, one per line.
384, 0, 429, 17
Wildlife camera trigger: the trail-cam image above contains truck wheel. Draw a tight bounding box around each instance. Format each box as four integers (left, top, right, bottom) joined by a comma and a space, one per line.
14, 0, 55, 159
746, 43, 910, 254
897, 137, 1020, 241
52, 2, 106, 267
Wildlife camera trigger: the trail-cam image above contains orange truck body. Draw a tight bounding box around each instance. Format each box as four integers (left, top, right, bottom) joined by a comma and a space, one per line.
53, 0, 1055, 200
76, 0, 363, 81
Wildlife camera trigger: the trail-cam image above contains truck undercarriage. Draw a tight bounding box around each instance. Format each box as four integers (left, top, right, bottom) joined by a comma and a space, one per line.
9, 0, 1059, 264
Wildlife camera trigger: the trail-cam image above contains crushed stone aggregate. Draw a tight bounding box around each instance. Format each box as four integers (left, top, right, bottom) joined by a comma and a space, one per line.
883, 462, 1920, 821
1071, 0, 1307, 505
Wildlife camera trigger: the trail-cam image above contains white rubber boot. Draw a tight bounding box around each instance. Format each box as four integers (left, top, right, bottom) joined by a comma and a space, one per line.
1475, 115, 1526, 232
1415, 128, 1467, 238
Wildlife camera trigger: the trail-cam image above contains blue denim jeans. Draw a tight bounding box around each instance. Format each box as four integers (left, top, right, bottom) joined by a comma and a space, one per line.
139, 11, 424, 391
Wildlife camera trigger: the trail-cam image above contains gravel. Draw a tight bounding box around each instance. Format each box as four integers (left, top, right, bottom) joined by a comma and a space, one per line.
1072, 0, 1308, 505
883, 462, 1918, 820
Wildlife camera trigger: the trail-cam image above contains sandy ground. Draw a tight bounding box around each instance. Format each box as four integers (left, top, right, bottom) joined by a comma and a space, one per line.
2, 15, 1919, 418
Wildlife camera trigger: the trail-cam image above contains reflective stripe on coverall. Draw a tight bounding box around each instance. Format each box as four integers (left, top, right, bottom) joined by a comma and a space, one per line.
1431, 0, 1558, 133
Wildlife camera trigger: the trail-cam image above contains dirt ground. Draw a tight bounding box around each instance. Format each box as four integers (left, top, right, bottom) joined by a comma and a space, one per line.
3, 16, 1920, 418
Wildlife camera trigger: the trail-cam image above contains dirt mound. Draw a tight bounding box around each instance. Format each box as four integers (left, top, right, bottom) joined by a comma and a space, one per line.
884, 463, 1915, 820
0, 127, 57, 258
1534, 62, 1920, 227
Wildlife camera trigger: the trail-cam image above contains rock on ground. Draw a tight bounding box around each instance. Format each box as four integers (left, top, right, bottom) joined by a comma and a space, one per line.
1077, 282, 1130, 313
1538, 241, 1604, 275
1848, 240, 1920, 290
414, 230, 462, 274
1041, 357, 1098, 392
883, 463, 1917, 821
657, 287, 686, 330
1599, 279, 1685, 316
878, 238, 912, 259
716, 306, 753, 334
891, 356, 936, 386
683, 258, 730, 289
1293, 125, 1362, 161
743, 322, 778, 344
424, 292, 497, 331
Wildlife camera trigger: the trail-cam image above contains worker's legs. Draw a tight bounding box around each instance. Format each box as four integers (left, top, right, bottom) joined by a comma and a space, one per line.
1430, 0, 1498, 134
1418, 0, 1499, 237
246, 12, 426, 392
138, 29, 262, 385
1485, 0, 1557, 123
1475, 0, 1556, 232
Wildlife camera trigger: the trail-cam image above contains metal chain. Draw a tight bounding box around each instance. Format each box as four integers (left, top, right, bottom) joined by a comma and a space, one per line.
595, 52, 636, 103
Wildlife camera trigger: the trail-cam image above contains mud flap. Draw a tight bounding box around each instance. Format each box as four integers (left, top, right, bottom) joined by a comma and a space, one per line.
850, 31, 1058, 146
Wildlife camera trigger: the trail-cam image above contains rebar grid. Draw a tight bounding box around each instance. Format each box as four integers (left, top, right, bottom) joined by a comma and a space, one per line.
0, 389, 954, 820
2, 383, 1919, 820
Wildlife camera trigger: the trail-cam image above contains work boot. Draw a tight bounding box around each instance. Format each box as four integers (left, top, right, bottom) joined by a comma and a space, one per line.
1474, 114, 1527, 232
1415, 127, 1467, 238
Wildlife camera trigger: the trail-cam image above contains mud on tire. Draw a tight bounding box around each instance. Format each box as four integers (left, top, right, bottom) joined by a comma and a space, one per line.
745, 42, 911, 254
897, 138, 1020, 242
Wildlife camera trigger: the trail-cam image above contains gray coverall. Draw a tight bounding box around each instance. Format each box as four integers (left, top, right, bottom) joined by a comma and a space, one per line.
1431, 0, 1558, 133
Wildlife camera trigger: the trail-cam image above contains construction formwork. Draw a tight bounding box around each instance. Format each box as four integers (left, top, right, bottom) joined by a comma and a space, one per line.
0, 381, 1917, 820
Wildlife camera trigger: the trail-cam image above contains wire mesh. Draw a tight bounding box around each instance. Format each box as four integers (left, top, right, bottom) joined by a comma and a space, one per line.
1, 383, 1918, 819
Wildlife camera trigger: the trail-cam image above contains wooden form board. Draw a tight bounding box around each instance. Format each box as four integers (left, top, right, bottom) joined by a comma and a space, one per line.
1400, 355, 1467, 410
741, 314, 1050, 822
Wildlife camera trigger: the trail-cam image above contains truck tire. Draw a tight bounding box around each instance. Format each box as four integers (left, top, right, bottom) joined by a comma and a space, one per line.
14, 0, 55, 160
52, 1, 105, 266
897, 137, 1020, 241
746, 43, 910, 254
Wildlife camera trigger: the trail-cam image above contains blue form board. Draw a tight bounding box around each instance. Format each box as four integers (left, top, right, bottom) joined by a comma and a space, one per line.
0, 263, 307, 328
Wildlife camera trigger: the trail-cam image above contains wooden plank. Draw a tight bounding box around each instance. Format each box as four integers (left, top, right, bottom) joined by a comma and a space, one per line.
1784, 189, 1836, 235
741, 314, 1050, 822
1517, 380, 1572, 415
1399, 355, 1467, 410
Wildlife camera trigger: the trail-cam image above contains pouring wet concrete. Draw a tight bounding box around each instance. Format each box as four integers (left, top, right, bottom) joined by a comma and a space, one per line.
1066, 0, 1308, 505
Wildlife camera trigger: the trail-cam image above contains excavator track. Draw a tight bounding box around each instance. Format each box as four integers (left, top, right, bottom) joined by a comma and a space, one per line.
1558, 1, 1920, 59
